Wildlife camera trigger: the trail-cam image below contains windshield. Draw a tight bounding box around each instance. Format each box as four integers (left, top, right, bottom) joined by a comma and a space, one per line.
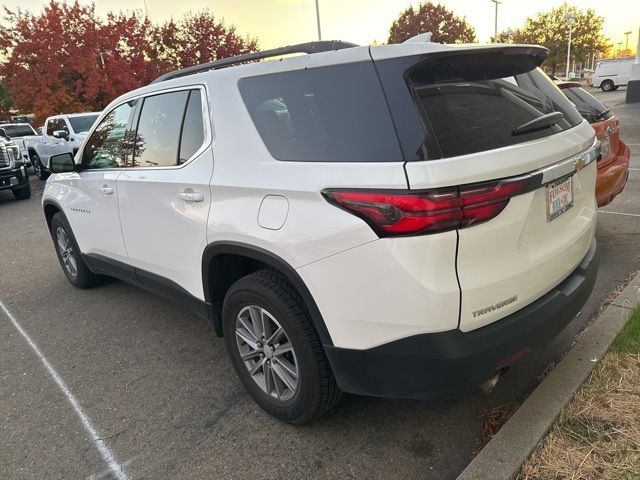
68, 114, 99, 133
561, 87, 612, 124
1, 124, 37, 137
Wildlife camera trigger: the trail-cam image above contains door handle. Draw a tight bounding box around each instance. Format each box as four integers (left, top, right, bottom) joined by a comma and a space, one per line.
178, 191, 204, 202
99, 185, 114, 195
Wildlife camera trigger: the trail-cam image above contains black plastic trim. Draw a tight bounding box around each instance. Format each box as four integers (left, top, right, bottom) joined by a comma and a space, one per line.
201, 242, 334, 346
324, 239, 599, 399
82, 253, 212, 322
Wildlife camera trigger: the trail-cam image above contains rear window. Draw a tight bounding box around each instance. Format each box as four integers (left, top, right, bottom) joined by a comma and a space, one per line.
375, 52, 583, 160
1, 125, 37, 137
239, 62, 403, 162
561, 87, 612, 124
69, 114, 99, 133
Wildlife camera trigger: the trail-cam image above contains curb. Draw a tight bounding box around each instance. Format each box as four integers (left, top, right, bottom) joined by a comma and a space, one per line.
457, 271, 640, 480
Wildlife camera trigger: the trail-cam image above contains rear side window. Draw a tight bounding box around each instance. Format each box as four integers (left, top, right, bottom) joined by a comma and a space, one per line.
239, 62, 403, 162
133, 91, 189, 167
179, 90, 205, 164
376, 52, 583, 160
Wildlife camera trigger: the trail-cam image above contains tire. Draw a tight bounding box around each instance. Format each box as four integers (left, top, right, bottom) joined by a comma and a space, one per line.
50, 212, 102, 288
601, 80, 614, 92
31, 153, 49, 181
223, 270, 340, 423
12, 180, 31, 200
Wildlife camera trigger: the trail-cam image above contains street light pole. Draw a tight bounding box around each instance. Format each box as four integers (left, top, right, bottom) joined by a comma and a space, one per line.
315, 0, 322, 41
490, 0, 501, 42
565, 13, 576, 79
625, 30, 633, 53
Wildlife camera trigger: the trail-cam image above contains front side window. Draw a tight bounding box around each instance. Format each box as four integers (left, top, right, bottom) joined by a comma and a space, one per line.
132, 91, 189, 167
57, 119, 70, 135
82, 101, 136, 169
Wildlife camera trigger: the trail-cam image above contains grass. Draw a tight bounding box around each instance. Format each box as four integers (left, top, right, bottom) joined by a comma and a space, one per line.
518, 307, 640, 480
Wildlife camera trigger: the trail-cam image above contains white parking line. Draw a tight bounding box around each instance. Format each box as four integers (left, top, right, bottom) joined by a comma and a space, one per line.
598, 210, 640, 218
0, 301, 129, 480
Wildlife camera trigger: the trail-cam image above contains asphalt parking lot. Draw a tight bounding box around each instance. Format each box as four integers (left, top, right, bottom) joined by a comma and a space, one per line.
1, 87, 639, 480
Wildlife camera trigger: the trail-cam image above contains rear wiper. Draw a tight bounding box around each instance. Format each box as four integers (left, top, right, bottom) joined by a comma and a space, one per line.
512, 112, 564, 136
594, 108, 611, 121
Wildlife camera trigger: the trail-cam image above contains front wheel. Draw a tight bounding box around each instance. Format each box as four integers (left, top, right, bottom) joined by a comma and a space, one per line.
601, 80, 614, 92
31, 153, 49, 181
223, 270, 340, 423
50, 213, 102, 288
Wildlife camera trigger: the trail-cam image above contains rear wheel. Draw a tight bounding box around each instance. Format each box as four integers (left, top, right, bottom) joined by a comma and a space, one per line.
223, 270, 340, 423
12, 180, 31, 200
50, 213, 102, 288
601, 80, 614, 92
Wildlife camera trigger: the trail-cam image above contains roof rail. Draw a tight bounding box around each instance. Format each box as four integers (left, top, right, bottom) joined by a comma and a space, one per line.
151, 40, 358, 84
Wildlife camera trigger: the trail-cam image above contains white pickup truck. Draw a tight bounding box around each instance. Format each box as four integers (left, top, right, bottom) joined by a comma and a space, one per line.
0, 123, 41, 167
28, 112, 100, 180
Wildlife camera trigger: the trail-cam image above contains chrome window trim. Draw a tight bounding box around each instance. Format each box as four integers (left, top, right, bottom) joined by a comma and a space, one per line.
78, 84, 212, 173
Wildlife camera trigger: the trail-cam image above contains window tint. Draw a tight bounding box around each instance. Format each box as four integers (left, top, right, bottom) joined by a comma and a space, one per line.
239, 62, 403, 162
1, 125, 37, 137
82, 101, 136, 169
179, 90, 205, 164
561, 87, 612, 124
406, 57, 582, 158
68, 114, 99, 134
133, 91, 189, 167
46, 119, 57, 136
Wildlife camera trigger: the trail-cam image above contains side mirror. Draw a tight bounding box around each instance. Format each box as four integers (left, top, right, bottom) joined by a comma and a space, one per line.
50, 152, 76, 173
52, 130, 69, 140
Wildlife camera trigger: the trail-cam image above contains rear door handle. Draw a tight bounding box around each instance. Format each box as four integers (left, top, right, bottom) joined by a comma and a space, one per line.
178, 191, 205, 202
99, 185, 114, 195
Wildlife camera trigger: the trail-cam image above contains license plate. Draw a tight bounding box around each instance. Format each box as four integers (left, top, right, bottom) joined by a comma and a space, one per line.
546, 176, 574, 222
600, 136, 611, 158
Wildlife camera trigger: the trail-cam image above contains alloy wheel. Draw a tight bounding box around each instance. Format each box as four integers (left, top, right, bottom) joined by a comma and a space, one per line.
56, 226, 78, 278
235, 305, 299, 402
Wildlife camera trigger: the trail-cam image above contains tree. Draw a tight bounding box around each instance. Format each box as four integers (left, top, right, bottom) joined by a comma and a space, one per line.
388, 2, 476, 44
0, 1, 258, 125
498, 3, 608, 75
0, 80, 13, 122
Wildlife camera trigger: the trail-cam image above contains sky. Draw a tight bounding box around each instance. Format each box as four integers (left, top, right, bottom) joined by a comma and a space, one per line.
3, 0, 639, 53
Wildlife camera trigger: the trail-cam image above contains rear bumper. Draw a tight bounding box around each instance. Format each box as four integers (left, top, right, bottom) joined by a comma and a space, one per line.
596, 141, 630, 207
324, 238, 599, 399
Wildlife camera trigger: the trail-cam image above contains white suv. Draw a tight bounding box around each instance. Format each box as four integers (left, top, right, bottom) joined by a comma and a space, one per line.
43, 40, 600, 423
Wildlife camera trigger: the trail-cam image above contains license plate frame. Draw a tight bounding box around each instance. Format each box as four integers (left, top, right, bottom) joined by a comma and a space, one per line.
546, 175, 574, 222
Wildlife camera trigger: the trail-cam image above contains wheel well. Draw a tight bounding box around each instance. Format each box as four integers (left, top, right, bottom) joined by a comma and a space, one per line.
44, 203, 61, 230
202, 245, 333, 346
27, 147, 37, 156
208, 254, 267, 313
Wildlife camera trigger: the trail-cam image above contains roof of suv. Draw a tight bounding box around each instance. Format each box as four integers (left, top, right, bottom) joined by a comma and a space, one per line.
105, 40, 548, 112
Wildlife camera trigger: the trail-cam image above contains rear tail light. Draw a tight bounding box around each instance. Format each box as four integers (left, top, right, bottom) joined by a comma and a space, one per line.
323, 174, 540, 237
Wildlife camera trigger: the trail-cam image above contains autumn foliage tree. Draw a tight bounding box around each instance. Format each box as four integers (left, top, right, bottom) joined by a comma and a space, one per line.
388, 2, 476, 44
497, 3, 608, 75
0, 1, 257, 124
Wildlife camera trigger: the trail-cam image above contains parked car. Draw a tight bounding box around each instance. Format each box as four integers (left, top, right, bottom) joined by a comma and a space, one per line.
0, 137, 30, 200
590, 59, 634, 92
30, 112, 100, 180
557, 81, 630, 207
42, 40, 600, 423
0, 123, 41, 167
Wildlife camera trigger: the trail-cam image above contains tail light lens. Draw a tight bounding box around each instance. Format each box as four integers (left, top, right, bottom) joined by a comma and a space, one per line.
323, 174, 540, 237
